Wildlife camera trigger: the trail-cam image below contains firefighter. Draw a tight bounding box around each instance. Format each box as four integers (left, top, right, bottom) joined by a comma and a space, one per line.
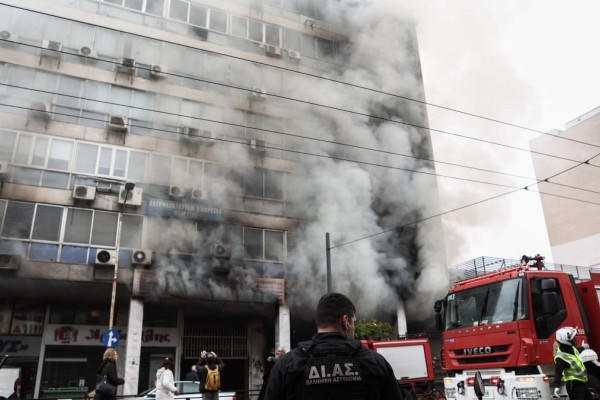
265, 292, 403, 400
553, 327, 588, 400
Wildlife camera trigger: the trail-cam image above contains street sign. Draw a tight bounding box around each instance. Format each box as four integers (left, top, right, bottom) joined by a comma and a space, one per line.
101, 329, 120, 348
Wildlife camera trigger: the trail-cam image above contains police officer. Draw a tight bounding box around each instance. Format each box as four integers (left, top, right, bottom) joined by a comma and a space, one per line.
553, 327, 587, 400
265, 292, 403, 400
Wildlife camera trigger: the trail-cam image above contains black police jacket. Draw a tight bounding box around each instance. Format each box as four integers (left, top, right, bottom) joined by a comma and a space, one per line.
265, 332, 403, 400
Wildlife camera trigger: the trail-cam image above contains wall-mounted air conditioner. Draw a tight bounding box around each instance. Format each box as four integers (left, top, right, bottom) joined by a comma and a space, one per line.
120, 57, 135, 68
202, 130, 217, 141
95, 249, 116, 266
169, 185, 185, 198
79, 46, 98, 59
41, 39, 62, 56
0, 161, 8, 176
191, 188, 205, 200
29, 102, 51, 121
250, 139, 266, 152
179, 126, 200, 140
0, 254, 20, 271
265, 45, 282, 57
73, 185, 96, 201
288, 50, 301, 61
132, 249, 152, 266
250, 86, 267, 100
0, 30, 19, 43
212, 243, 232, 259
150, 64, 167, 78
108, 115, 128, 132
118, 185, 143, 206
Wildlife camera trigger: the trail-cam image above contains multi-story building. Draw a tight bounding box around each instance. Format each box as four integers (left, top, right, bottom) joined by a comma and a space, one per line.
0, 0, 447, 396
530, 107, 600, 267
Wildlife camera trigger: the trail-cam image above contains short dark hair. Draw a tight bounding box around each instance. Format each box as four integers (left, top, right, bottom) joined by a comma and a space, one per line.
206, 353, 216, 366
162, 356, 175, 371
316, 292, 356, 326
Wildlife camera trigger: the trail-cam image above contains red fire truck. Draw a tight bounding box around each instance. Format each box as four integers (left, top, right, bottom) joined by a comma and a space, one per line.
434, 255, 600, 400
363, 336, 443, 400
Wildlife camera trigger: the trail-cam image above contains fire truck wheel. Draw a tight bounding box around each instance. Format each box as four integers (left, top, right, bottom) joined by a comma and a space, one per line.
589, 375, 600, 400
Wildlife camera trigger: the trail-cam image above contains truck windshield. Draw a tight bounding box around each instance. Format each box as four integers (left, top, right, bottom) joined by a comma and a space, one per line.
444, 277, 527, 330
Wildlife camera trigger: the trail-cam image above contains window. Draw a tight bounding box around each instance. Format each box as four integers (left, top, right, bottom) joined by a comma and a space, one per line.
244, 168, 284, 200
32, 205, 63, 241
75, 143, 98, 174
265, 230, 284, 261
244, 228, 262, 259
265, 24, 280, 46
2, 202, 34, 239
64, 208, 93, 244
209, 10, 227, 33
11, 301, 45, 336
169, 0, 189, 22
50, 302, 108, 325
91, 211, 118, 247
242, 228, 285, 261
0, 130, 16, 162
231, 16, 247, 38
249, 20, 263, 42
189, 3, 207, 27
121, 214, 143, 249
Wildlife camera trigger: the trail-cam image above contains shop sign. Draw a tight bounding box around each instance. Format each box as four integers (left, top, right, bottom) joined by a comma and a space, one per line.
147, 198, 222, 221
43, 325, 178, 347
255, 278, 285, 304
0, 335, 42, 357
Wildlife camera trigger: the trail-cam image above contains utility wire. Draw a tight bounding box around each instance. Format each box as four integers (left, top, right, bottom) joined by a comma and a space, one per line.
3, 2, 600, 151
1, 82, 538, 181
332, 149, 600, 249
7, 39, 600, 167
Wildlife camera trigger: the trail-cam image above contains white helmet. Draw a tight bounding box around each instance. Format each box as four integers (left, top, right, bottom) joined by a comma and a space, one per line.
556, 327, 577, 345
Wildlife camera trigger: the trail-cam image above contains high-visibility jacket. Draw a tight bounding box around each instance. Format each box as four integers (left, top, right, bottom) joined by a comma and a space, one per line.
555, 346, 587, 383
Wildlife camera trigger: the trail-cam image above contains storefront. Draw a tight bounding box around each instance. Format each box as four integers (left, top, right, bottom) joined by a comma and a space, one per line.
39, 324, 178, 396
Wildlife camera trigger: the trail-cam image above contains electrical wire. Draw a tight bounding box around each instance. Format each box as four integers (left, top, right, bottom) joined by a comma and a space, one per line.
3, 2, 600, 151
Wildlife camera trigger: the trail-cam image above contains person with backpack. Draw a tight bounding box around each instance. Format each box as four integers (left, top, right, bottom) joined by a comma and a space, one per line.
156, 356, 180, 400
265, 292, 403, 400
197, 352, 225, 400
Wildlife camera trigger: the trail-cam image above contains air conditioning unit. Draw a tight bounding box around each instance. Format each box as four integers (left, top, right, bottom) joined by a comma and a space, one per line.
179, 126, 200, 140
79, 46, 98, 59
150, 64, 167, 78
121, 57, 135, 68
288, 50, 301, 61
212, 243, 232, 259
0, 30, 19, 43
169, 185, 185, 198
250, 139, 266, 152
72, 185, 96, 201
0, 254, 20, 271
29, 102, 51, 121
191, 188, 205, 200
108, 115, 128, 132
41, 39, 62, 56
132, 249, 152, 266
118, 185, 143, 206
250, 86, 267, 100
95, 249, 116, 266
0, 161, 8, 176
265, 45, 282, 57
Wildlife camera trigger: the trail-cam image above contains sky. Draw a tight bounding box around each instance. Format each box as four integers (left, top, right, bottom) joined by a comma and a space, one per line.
403, 0, 600, 266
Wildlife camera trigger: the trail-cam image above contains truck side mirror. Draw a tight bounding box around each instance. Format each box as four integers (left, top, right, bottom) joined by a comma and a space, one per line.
434, 299, 444, 330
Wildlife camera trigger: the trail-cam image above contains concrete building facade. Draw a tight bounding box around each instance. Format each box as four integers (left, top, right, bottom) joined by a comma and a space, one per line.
530, 107, 600, 268
0, 0, 447, 397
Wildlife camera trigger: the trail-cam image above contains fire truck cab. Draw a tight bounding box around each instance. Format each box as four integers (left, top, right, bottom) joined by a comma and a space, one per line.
434, 256, 600, 400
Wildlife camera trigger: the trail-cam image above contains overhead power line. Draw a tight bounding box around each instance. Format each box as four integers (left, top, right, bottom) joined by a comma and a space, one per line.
3, 2, 600, 152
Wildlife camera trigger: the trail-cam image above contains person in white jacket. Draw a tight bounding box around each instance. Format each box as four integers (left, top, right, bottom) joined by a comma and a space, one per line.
156, 357, 180, 400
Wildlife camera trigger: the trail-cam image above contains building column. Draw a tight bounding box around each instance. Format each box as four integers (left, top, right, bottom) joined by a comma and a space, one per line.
397, 300, 408, 336
123, 298, 144, 395
276, 303, 290, 351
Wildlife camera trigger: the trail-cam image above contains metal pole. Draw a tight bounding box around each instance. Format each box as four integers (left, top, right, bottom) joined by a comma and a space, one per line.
326, 232, 331, 293
108, 210, 123, 330
109, 183, 132, 330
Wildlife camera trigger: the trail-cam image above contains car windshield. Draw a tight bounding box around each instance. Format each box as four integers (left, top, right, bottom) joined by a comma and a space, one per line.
444, 277, 528, 330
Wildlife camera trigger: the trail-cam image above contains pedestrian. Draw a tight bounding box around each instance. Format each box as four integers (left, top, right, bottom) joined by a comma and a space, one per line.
265, 292, 403, 400
257, 346, 287, 400
198, 352, 225, 400
185, 365, 199, 381
553, 327, 588, 400
94, 349, 124, 400
156, 356, 180, 400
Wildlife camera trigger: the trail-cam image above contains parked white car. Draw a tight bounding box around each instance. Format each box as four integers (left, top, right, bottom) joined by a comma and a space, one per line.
126, 381, 236, 400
